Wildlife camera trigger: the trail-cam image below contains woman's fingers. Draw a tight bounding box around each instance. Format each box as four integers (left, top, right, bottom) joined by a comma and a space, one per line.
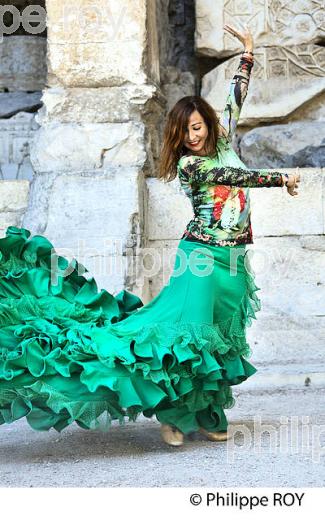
224, 22, 252, 33
224, 23, 253, 46
287, 173, 300, 195
224, 24, 243, 38
288, 184, 299, 196
292, 172, 300, 183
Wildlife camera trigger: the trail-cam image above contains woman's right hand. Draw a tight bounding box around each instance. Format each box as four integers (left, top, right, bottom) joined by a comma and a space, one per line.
282, 167, 300, 196
223, 22, 254, 52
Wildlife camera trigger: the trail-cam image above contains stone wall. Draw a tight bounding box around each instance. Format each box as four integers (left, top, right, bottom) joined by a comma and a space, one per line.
0, 34, 45, 181
196, 0, 325, 165
0, 0, 46, 181
22, 0, 165, 301
0, 180, 30, 229
0, 0, 163, 303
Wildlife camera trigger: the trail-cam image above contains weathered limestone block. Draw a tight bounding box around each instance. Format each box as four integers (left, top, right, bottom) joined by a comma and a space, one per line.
0, 36, 47, 91
247, 313, 325, 365
240, 122, 325, 168
0, 212, 25, 233
18, 172, 57, 234
201, 45, 325, 126
247, 236, 325, 315
246, 235, 325, 369
142, 176, 194, 298
35, 84, 159, 123
46, 0, 159, 87
144, 239, 181, 296
0, 180, 30, 235
284, 91, 325, 123
0, 112, 39, 181
0, 180, 30, 211
26, 169, 145, 296
195, 0, 325, 58
29, 121, 146, 173
146, 176, 193, 240
162, 67, 196, 112
25, 1, 162, 300
44, 173, 140, 243
250, 168, 324, 237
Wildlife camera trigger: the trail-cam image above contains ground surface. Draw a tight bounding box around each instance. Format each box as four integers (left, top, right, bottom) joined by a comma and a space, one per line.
1, 387, 324, 487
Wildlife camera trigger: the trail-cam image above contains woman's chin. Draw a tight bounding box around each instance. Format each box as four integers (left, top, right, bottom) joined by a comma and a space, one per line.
192, 148, 205, 155
187, 144, 204, 153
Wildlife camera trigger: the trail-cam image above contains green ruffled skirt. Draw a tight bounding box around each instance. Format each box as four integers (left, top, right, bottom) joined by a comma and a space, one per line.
0, 226, 261, 435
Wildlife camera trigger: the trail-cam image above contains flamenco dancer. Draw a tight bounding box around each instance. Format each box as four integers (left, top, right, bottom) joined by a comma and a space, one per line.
0, 24, 299, 447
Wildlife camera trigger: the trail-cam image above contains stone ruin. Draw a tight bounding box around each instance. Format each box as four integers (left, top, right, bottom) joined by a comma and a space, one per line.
0, 1, 324, 392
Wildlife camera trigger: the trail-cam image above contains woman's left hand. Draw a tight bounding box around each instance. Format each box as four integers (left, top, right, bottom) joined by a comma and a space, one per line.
224, 23, 254, 51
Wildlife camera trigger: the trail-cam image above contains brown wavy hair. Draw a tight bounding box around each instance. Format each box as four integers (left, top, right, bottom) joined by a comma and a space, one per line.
158, 95, 224, 183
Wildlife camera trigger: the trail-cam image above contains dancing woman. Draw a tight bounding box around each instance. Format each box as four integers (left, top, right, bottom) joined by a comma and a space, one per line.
0, 24, 299, 447
156, 23, 300, 445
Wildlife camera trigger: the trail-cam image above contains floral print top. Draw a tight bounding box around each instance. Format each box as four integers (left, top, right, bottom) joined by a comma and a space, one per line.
177, 55, 286, 247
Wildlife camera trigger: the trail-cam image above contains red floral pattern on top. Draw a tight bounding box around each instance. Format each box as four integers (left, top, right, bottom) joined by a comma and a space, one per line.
238, 190, 246, 212
213, 185, 231, 220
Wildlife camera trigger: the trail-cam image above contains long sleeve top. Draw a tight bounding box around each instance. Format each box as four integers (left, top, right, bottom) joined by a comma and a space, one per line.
177, 55, 286, 247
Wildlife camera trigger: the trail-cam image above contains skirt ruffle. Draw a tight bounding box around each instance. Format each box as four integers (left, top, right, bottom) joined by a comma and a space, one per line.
0, 226, 261, 435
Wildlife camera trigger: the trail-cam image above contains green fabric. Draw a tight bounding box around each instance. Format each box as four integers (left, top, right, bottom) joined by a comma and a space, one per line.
0, 226, 261, 435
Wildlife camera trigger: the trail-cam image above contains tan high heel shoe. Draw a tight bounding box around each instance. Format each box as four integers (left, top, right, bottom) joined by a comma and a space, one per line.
199, 427, 230, 441
160, 424, 184, 446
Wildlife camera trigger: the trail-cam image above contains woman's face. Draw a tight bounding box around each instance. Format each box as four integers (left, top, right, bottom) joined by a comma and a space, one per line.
183, 109, 209, 155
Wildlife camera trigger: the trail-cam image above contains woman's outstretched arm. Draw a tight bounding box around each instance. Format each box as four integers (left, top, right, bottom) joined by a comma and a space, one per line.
177, 155, 287, 188
219, 55, 254, 141
219, 23, 254, 140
